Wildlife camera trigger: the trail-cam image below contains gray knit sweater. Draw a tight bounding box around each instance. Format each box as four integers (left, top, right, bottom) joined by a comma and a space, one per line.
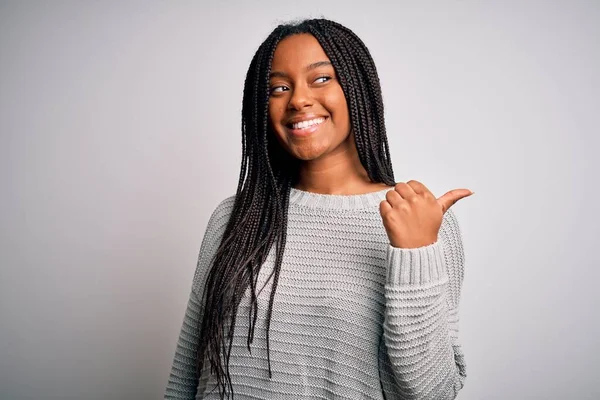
165, 187, 467, 399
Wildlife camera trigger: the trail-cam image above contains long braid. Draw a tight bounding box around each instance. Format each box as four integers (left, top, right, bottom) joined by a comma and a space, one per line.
197, 19, 395, 399
260, 28, 288, 378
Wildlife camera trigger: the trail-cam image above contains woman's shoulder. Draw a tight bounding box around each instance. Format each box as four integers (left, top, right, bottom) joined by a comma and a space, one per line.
191, 193, 237, 292
197, 193, 236, 246
208, 193, 237, 224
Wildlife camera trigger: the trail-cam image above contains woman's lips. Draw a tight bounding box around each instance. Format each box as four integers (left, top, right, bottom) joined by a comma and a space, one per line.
286, 117, 327, 137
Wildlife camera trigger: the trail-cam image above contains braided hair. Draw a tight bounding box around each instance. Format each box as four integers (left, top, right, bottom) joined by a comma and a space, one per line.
197, 18, 396, 399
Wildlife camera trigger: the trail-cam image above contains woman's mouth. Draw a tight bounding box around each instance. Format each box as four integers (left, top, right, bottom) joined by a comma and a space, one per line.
285, 117, 327, 137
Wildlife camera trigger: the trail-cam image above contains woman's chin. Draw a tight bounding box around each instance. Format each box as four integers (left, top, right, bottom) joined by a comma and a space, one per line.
290, 147, 329, 161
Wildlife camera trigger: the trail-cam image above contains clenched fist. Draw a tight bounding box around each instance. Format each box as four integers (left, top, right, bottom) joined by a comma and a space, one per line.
379, 180, 473, 249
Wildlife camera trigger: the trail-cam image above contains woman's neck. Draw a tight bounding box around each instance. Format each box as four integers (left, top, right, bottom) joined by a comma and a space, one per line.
294, 148, 391, 195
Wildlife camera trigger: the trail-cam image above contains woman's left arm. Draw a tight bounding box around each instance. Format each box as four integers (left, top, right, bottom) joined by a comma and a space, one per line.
382, 208, 467, 399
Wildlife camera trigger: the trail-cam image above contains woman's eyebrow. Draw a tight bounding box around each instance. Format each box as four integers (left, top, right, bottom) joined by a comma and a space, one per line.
269, 61, 333, 79
306, 61, 332, 71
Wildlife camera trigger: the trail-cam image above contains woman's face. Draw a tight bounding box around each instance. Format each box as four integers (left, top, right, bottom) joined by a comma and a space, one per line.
268, 34, 352, 161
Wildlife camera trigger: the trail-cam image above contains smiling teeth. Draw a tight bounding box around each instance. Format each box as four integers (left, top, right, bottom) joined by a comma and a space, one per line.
291, 117, 325, 130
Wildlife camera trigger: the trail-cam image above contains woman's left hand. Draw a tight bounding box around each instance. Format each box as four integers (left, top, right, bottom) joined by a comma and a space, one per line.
379, 180, 473, 249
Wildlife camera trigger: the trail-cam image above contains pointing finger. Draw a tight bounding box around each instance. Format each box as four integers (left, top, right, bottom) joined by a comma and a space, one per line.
437, 189, 474, 213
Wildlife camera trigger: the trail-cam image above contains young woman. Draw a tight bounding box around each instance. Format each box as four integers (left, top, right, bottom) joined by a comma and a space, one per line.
165, 18, 472, 400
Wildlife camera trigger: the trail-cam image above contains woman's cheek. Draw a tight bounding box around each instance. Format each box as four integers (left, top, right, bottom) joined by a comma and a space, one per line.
323, 89, 349, 118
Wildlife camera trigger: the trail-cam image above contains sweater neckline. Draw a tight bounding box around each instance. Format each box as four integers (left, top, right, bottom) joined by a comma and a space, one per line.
288, 186, 393, 210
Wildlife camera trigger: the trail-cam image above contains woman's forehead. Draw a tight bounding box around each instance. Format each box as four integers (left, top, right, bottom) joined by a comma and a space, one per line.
271, 34, 330, 70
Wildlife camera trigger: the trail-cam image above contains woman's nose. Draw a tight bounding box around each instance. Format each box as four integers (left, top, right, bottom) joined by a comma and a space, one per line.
287, 85, 313, 110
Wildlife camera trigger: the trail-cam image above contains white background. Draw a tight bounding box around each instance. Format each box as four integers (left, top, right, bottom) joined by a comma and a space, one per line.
1, 1, 598, 399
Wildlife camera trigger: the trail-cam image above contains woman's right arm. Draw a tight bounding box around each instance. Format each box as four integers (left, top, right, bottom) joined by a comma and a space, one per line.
164, 195, 236, 399
164, 289, 205, 399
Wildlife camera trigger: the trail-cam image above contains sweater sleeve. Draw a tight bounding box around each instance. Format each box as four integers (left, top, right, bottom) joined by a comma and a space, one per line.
164, 290, 205, 399
382, 208, 467, 399
164, 195, 235, 400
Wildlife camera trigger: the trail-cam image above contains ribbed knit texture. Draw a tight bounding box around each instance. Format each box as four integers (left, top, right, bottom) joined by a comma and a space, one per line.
165, 187, 467, 399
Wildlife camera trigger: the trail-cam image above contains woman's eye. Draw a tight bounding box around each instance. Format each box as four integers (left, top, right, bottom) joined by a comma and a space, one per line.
270, 86, 288, 94
314, 75, 332, 84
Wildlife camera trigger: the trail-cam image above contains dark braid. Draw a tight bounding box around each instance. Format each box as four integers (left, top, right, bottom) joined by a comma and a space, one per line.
197, 18, 395, 399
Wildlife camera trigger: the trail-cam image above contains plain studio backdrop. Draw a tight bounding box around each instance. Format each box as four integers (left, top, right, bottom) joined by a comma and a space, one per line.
1, 1, 598, 399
